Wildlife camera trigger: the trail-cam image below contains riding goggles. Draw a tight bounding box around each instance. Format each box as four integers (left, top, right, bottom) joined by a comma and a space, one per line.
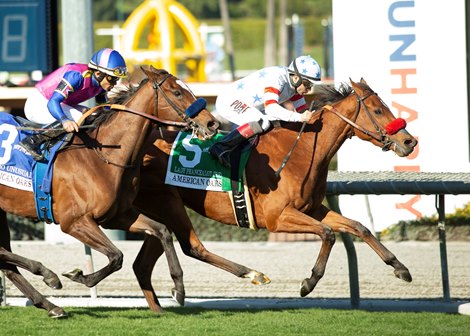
302, 79, 315, 90
112, 66, 128, 77
106, 75, 119, 84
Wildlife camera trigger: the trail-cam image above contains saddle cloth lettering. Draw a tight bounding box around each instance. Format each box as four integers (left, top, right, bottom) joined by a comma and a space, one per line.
0, 113, 35, 191
165, 131, 250, 192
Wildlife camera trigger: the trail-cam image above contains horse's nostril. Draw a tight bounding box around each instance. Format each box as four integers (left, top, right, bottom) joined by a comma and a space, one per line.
404, 138, 417, 147
208, 120, 219, 130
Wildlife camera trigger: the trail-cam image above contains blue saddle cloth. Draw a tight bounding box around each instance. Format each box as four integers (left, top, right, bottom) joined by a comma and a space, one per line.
0, 112, 63, 223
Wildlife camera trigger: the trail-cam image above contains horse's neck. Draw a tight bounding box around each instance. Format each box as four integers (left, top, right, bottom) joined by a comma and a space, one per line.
315, 107, 353, 161
103, 96, 154, 165
260, 107, 354, 180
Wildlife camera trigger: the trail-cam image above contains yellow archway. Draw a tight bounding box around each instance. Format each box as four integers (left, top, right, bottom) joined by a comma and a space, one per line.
121, 0, 206, 81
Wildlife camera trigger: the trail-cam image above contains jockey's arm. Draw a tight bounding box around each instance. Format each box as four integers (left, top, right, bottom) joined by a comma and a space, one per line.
47, 71, 83, 132
264, 91, 310, 122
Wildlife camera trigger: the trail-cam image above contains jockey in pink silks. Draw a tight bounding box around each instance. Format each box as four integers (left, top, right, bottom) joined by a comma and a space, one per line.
209, 55, 323, 167
20, 48, 128, 160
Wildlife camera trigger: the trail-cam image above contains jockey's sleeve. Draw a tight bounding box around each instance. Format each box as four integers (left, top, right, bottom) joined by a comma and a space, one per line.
263, 87, 302, 122
290, 94, 308, 112
47, 71, 84, 122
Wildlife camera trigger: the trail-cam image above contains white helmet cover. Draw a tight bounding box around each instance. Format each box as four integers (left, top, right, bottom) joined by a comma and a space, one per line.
288, 55, 322, 83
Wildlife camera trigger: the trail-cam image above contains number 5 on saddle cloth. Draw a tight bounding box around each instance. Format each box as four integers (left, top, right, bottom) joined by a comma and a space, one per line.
165, 131, 257, 229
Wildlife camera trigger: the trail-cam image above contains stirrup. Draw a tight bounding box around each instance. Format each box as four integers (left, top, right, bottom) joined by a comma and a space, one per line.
216, 150, 232, 168
209, 144, 232, 168
22, 146, 44, 161
218, 154, 231, 168
19, 139, 45, 161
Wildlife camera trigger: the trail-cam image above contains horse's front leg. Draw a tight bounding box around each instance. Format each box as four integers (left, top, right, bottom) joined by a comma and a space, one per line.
59, 216, 124, 288
272, 207, 336, 297
0, 211, 66, 318
317, 204, 412, 282
127, 211, 185, 313
0, 247, 62, 289
1, 265, 67, 318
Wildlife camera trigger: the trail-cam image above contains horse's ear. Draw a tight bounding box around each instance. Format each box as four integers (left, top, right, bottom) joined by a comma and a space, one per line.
349, 77, 357, 85
360, 78, 368, 85
140, 66, 150, 77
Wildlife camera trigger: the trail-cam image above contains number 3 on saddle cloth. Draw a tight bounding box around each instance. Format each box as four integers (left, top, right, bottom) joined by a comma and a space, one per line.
165, 131, 258, 230
0, 113, 65, 223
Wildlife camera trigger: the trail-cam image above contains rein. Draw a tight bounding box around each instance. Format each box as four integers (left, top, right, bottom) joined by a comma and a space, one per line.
152, 73, 202, 135
274, 90, 401, 176
79, 73, 203, 168
324, 91, 397, 151
274, 101, 316, 177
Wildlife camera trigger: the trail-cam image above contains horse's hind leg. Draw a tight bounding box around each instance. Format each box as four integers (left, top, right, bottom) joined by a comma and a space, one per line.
133, 235, 167, 312
0, 247, 62, 289
168, 205, 270, 285
318, 205, 412, 282
139, 196, 270, 285
177, 230, 271, 285
128, 212, 185, 312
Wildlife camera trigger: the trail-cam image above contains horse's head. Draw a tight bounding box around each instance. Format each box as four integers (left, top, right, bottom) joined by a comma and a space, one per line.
141, 66, 220, 140
339, 78, 418, 157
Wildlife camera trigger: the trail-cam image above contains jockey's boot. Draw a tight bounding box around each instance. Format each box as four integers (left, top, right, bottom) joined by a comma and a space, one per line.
19, 121, 65, 161
209, 121, 263, 168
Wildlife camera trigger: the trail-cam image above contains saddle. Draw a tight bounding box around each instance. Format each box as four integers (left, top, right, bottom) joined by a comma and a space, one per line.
15, 116, 74, 153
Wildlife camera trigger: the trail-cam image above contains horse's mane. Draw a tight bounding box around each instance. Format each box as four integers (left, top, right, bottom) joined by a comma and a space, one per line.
309, 82, 352, 110
87, 68, 170, 128
309, 81, 374, 111
109, 78, 149, 105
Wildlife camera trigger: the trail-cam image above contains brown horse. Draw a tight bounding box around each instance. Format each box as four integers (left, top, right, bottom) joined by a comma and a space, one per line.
131, 78, 418, 311
0, 66, 219, 317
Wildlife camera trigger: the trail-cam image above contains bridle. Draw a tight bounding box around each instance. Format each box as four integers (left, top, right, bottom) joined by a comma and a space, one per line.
151, 73, 207, 136
275, 89, 402, 176
84, 72, 208, 168
324, 90, 400, 151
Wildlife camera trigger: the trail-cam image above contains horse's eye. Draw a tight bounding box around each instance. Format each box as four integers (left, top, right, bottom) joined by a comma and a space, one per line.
174, 90, 182, 98
375, 108, 382, 115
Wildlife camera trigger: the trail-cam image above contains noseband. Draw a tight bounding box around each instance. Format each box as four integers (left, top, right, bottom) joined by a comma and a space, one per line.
84, 73, 209, 168
324, 91, 405, 151
151, 73, 207, 134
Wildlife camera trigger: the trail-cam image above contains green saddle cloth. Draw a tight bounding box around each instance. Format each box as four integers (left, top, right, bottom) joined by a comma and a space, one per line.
165, 132, 251, 192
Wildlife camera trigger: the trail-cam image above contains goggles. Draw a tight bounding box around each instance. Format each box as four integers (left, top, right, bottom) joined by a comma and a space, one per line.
112, 66, 128, 77
302, 79, 315, 90
106, 75, 119, 84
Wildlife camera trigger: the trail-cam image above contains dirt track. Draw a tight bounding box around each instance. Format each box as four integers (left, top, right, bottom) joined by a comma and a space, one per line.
4, 240, 470, 301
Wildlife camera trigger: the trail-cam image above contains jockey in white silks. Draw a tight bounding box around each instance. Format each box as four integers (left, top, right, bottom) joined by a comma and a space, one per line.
209, 55, 323, 168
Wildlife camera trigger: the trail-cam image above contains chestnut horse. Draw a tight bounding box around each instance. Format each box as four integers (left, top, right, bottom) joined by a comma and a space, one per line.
132, 78, 418, 311
0, 66, 219, 317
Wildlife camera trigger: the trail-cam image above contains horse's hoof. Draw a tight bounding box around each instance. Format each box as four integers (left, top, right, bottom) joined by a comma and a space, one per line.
246, 270, 271, 285
172, 288, 185, 306
44, 275, 63, 290
300, 278, 313, 297
62, 268, 83, 282
394, 268, 412, 282
48, 307, 68, 319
